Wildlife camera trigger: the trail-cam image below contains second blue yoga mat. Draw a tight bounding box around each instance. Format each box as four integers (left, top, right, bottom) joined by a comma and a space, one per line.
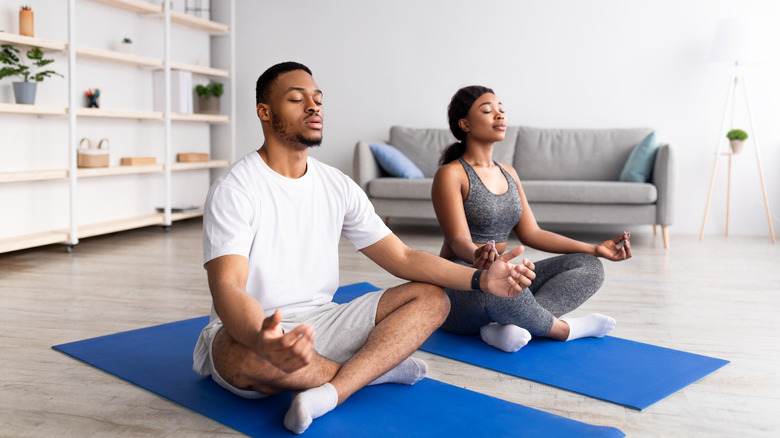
52, 315, 624, 437
334, 282, 729, 410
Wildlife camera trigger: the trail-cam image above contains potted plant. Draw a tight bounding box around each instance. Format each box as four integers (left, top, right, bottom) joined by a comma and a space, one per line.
0, 44, 63, 104
195, 81, 223, 114
726, 129, 748, 154
119, 37, 133, 54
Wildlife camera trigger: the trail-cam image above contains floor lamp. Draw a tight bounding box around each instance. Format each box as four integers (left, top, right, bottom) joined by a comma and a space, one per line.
700, 18, 775, 243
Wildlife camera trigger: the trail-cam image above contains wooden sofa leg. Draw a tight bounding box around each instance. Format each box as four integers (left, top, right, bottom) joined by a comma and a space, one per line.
662, 226, 670, 249
653, 225, 657, 235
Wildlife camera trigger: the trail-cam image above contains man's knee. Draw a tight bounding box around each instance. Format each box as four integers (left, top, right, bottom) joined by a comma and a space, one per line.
212, 327, 283, 394
409, 282, 451, 324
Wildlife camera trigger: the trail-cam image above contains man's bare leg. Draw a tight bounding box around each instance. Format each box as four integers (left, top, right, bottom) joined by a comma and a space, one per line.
285, 282, 449, 433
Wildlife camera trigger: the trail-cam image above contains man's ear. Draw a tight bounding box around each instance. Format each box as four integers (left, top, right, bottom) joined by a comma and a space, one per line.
257, 103, 270, 121
458, 118, 470, 133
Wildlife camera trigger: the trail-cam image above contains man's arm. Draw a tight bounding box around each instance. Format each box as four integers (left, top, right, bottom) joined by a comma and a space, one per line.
360, 233, 534, 297
205, 255, 314, 373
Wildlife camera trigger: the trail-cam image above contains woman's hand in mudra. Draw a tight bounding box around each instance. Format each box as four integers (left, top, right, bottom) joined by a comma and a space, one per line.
596, 231, 632, 261
473, 240, 499, 269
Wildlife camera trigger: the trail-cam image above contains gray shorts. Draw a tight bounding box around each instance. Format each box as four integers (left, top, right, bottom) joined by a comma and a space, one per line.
193, 289, 385, 399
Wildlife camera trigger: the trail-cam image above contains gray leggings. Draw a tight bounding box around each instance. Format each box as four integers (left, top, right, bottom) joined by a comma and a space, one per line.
441, 253, 605, 336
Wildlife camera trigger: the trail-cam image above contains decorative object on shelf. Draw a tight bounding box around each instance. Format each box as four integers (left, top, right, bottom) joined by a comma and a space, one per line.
19, 6, 34, 37
701, 18, 774, 243
120, 157, 156, 166
185, 0, 211, 20
118, 37, 133, 54
177, 152, 209, 162
0, 44, 63, 104
195, 81, 223, 114
84, 88, 100, 108
78, 138, 110, 168
726, 128, 748, 154
153, 69, 193, 114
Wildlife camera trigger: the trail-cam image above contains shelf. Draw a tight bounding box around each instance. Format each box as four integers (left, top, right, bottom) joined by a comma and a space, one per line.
171, 61, 229, 77
77, 213, 165, 239
171, 210, 204, 221
0, 230, 69, 253
77, 164, 164, 178
0, 32, 67, 51
85, 0, 228, 33
86, 0, 159, 14
76, 46, 163, 68
0, 103, 67, 116
0, 169, 68, 183
76, 107, 163, 120
171, 159, 229, 171
169, 11, 229, 34
171, 113, 229, 123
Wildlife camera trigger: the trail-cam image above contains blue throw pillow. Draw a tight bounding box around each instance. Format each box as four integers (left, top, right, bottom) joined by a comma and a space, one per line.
619, 131, 659, 182
369, 144, 424, 179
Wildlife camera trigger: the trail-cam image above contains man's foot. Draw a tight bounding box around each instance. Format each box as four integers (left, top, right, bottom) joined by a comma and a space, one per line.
480, 322, 532, 352
368, 356, 427, 386
283, 382, 338, 434
561, 313, 616, 341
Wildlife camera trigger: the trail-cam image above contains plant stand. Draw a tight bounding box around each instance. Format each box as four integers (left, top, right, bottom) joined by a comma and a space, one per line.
700, 65, 775, 243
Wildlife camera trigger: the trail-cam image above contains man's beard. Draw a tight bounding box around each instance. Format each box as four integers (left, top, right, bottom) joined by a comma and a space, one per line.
271, 115, 322, 148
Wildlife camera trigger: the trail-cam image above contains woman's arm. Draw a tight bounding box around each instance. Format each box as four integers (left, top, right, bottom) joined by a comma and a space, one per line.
431, 163, 483, 264
507, 167, 631, 260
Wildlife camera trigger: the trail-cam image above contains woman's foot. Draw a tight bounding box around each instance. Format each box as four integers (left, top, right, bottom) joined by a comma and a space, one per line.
480, 322, 532, 352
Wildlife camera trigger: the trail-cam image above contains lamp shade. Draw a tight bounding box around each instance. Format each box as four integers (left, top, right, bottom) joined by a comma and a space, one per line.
709, 18, 762, 64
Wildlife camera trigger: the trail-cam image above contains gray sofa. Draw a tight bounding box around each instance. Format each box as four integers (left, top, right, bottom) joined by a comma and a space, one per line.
353, 125, 675, 248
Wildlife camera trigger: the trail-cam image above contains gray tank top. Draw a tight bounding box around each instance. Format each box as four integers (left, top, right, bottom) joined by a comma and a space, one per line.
459, 158, 523, 243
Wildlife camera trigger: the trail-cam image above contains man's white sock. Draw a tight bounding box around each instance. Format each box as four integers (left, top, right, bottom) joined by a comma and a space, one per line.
283, 382, 338, 435
560, 313, 616, 341
480, 322, 532, 353
368, 356, 427, 386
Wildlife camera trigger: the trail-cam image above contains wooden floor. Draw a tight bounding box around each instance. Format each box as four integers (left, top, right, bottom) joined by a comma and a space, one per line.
1, 218, 778, 437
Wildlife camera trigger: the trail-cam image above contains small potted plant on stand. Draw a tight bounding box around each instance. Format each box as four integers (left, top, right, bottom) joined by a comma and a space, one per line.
118, 37, 133, 54
195, 81, 223, 114
0, 44, 63, 104
726, 129, 748, 154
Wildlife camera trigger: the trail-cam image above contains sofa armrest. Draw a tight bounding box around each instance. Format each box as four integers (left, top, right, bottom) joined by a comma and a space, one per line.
353, 141, 386, 192
651, 144, 675, 226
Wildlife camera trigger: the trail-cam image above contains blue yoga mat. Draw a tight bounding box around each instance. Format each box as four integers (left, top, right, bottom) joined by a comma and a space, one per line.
53, 315, 624, 437
333, 282, 729, 410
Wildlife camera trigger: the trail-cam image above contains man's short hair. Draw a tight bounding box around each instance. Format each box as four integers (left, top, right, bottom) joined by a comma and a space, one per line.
255, 61, 313, 106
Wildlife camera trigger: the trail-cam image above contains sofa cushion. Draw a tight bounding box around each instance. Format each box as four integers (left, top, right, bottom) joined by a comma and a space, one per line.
619, 131, 659, 182
389, 126, 518, 178
521, 181, 657, 205
369, 144, 425, 179
514, 127, 653, 181
368, 178, 434, 200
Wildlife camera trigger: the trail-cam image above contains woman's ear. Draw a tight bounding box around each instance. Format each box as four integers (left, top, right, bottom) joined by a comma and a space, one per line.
458, 119, 470, 133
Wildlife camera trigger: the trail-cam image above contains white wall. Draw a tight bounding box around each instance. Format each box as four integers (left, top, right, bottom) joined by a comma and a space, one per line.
234, 0, 780, 238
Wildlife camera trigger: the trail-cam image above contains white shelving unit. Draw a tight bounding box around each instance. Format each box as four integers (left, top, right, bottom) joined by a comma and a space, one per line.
0, 0, 235, 254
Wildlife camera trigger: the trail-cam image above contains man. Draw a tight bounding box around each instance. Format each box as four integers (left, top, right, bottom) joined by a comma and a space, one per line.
193, 61, 536, 434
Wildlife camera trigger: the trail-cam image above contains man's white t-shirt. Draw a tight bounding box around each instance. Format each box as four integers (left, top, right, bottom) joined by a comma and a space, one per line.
202, 151, 391, 320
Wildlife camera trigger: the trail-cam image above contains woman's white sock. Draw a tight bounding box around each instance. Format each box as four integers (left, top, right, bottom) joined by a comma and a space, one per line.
480, 322, 532, 352
561, 313, 616, 341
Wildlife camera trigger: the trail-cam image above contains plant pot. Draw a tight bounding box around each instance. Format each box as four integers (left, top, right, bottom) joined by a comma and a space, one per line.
13, 82, 37, 105
197, 96, 220, 115
19, 9, 34, 37
729, 139, 745, 154
118, 42, 133, 54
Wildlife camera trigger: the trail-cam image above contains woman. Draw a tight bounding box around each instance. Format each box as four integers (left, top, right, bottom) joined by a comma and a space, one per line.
432, 85, 632, 352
